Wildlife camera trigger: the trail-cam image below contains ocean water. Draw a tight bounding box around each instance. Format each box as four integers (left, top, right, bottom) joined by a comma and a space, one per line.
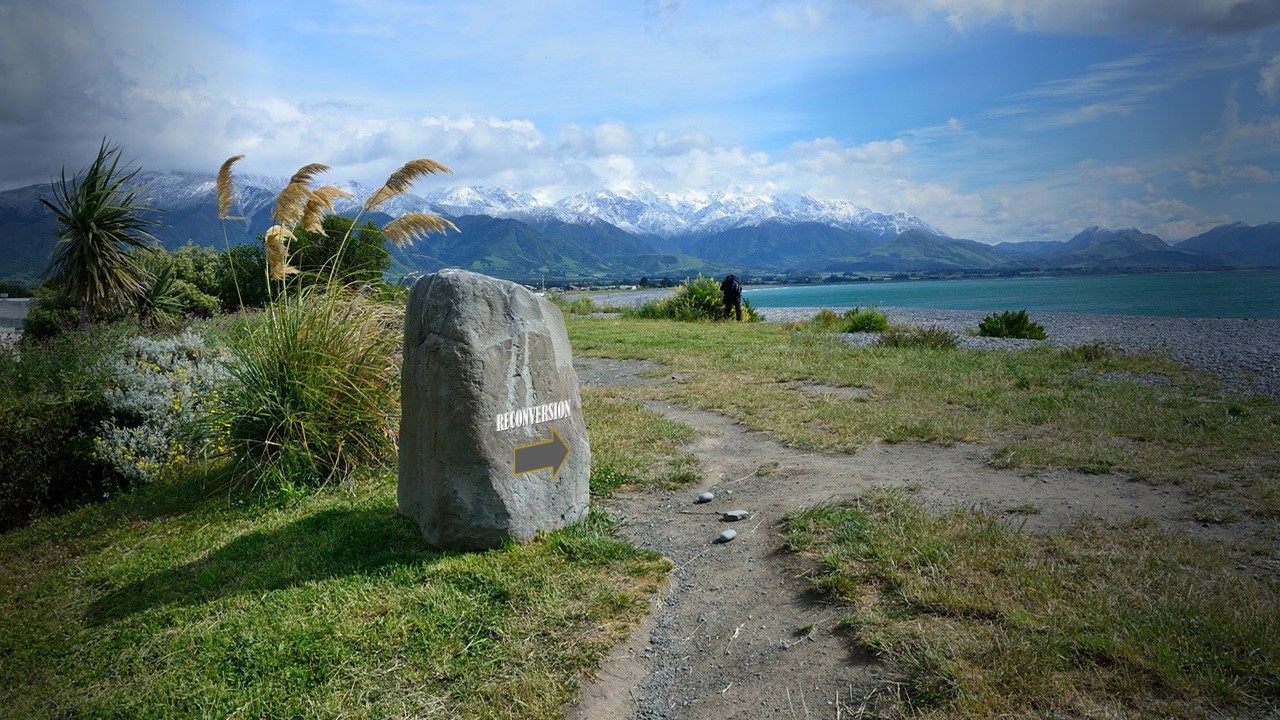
742, 270, 1280, 319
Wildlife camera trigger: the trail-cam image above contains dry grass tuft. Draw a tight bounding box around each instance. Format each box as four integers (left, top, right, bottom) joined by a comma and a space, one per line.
217, 155, 244, 219
300, 185, 353, 234
288, 162, 330, 186
313, 184, 353, 205
365, 158, 452, 211
382, 213, 458, 248
272, 182, 313, 227
264, 224, 299, 280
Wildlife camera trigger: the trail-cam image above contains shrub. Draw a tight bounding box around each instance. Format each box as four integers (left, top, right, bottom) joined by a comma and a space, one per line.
21, 287, 81, 339
0, 280, 33, 297
169, 243, 222, 298
808, 308, 843, 331
211, 288, 402, 488
795, 307, 889, 334
215, 244, 270, 311
95, 330, 229, 485
875, 325, 958, 350
135, 250, 222, 325
624, 275, 760, 322
843, 307, 890, 332
0, 323, 133, 531
978, 309, 1047, 340
290, 215, 390, 284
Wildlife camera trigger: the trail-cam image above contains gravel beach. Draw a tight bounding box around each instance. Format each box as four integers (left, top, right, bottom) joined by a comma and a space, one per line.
579, 288, 1280, 398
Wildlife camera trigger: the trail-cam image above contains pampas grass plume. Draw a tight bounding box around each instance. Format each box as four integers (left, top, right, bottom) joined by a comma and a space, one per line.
264, 224, 299, 280
273, 182, 313, 227
289, 162, 330, 186
365, 158, 452, 211
382, 213, 458, 248
300, 185, 353, 234
217, 155, 245, 219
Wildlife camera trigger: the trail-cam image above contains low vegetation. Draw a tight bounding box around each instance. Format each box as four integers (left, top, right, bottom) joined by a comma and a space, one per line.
624, 274, 761, 322
874, 323, 958, 349
793, 306, 890, 333
212, 288, 403, 490
0, 323, 135, 531
583, 387, 699, 493
785, 488, 1279, 718
0, 472, 667, 719
978, 308, 1047, 340
7, 139, 1278, 718
567, 316, 1278, 518
1, 145, 685, 719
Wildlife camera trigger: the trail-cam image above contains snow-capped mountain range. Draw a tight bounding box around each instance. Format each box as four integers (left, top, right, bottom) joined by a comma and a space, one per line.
3, 169, 1272, 283
133, 171, 946, 240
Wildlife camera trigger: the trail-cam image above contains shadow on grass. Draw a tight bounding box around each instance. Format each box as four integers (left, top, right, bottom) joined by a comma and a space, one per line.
84, 505, 441, 627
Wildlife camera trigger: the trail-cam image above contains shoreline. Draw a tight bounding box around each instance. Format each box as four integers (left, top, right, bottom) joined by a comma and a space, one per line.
761, 306, 1280, 399
576, 289, 1280, 398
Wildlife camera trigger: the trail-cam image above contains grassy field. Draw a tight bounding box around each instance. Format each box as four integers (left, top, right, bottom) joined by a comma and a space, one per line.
567, 316, 1280, 521
568, 315, 1280, 717
3, 313, 1278, 718
785, 490, 1280, 718
0, 465, 668, 719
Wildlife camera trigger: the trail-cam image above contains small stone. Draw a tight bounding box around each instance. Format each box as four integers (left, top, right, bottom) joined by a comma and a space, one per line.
722, 509, 750, 521
696, 491, 715, 503
717, 529, 737, 543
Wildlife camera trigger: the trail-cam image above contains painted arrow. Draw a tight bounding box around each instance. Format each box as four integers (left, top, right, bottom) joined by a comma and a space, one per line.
513, 428, 571, 478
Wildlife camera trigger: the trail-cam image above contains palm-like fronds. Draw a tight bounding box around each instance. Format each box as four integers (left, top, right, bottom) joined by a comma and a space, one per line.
134, 254, 184, 327
364, 158, 452, 211
382, 213, 458, 248
41, 138, 158, 324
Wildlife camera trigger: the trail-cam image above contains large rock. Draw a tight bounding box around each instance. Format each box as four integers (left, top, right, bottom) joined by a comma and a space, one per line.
398, 269, 591, 549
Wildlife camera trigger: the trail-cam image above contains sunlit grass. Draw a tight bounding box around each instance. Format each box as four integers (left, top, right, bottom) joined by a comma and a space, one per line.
0, 465, 667, 719
785, 489, 1280, 718
583, 387, 699, 493
567, 316, 1280, 518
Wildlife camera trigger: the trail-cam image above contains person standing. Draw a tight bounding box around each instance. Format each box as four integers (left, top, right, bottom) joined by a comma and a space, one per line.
720, 273, 743, 321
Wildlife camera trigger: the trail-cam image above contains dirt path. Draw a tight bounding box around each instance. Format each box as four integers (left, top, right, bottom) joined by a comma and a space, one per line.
567, 358, 1275, 720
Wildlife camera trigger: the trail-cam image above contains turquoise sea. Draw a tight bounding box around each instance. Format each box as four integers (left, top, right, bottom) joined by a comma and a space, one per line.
743, 270, 1280, 319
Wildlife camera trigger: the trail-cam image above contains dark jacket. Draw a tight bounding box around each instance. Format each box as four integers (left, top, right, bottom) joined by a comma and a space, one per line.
720, 275, 742, 301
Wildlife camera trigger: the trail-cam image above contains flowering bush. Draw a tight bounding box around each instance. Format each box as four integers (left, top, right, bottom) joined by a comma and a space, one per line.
95, 330, 229, 484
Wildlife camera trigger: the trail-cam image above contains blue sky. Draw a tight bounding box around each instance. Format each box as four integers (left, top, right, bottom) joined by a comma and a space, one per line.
3, 0, 1280, 242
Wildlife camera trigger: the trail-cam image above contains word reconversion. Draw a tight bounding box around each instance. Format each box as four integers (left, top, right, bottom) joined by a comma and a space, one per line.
495, 400, 572, 432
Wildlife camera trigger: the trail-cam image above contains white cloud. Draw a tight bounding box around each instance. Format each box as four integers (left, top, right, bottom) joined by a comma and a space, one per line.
1259, 55, 1280, 102
1077, 160, 1144, 186
852, 0, 1280, 35
592, 122, 639, 156
947, 117, 964, 131
1073, 196, 1230, 240
1187, 163, 1278, 190
787, 137, 908, 174
652, 129, 714, 156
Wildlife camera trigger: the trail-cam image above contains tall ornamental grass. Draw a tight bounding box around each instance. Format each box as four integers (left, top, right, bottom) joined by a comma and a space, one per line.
213, 156, 454, 488
216, 289, 403, 488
